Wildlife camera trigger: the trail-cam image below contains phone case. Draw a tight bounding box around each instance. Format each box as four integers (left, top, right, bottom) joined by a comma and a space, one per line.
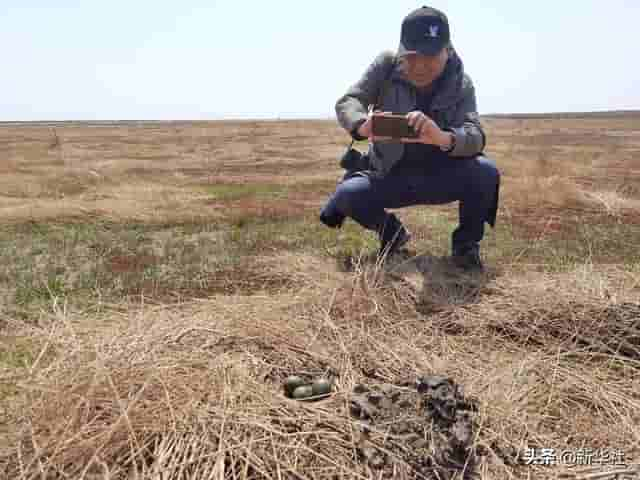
371, 114, 419, 138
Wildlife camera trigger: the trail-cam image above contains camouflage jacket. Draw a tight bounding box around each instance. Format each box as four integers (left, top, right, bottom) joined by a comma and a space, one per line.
335, 48, 486, 176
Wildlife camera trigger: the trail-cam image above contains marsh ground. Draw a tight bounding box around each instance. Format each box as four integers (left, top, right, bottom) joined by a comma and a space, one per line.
1, 115, 639, 479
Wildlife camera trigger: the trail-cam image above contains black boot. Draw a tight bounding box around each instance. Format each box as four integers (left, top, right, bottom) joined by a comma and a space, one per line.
452, 243, 484, 272
378, 213, 411, 258
320, 208, 345, 229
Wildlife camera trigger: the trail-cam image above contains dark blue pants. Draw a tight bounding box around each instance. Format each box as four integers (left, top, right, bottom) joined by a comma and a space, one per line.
320, 155, 500, 253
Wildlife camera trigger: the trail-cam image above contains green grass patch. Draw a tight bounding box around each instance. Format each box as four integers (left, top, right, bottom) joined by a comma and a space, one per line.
1, 201, 638, 319
527, 221, 640, 268
202, 178, 338, 203
0, 335, 59, 405
0, 215, 345, 315
202, 183, 291, 201
0, 337, 37, 370
0, 337, 38, 402
381, 206, 640, 272
0, 220, 225, 314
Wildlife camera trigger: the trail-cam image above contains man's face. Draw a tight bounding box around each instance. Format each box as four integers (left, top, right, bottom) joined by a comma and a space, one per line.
399, 48, 449, 88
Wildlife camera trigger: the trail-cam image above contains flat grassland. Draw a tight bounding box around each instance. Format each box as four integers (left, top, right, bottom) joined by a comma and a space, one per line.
1, 115, 639, 479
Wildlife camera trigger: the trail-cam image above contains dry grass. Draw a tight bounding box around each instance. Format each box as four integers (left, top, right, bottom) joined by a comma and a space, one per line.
0, 115, 639, 479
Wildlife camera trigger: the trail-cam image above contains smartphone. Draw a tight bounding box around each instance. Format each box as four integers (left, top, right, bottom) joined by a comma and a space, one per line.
371, 113, 419, 139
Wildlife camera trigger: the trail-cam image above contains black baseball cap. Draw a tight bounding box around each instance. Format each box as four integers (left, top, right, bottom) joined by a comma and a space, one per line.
398, 6, 450, 57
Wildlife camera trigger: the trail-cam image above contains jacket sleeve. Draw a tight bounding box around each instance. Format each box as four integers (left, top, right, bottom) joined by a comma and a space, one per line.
446, 75, 487, 157
335, 51, 395, 141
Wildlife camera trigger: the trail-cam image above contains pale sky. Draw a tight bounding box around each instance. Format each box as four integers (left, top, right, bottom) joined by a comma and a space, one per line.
2, 1, 639, 121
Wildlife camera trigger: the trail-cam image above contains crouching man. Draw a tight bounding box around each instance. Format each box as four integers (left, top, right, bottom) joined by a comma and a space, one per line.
320, 6, 500, 272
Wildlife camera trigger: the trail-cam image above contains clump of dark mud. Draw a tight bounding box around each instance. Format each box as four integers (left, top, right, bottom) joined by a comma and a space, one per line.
348, 376, 480, 479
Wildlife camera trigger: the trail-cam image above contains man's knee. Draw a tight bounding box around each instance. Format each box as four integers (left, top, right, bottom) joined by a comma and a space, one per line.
474, 155, 500, 189
333, 176, 373, 214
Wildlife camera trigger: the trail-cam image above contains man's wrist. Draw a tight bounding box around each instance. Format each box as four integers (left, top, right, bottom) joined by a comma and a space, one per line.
439, 131, 455, 152
351, 118, 368, 141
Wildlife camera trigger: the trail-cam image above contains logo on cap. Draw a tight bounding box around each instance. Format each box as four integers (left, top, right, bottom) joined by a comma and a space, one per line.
426, 25, 439, 38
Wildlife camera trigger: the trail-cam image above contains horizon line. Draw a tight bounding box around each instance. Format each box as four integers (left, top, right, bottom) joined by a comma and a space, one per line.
1, 109, 639, 124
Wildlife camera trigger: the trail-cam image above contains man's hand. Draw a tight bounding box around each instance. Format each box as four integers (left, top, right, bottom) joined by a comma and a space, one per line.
401, 111, 453, 149
357, 109, 389, 141
356, 114, 373, 139
357, 109, 394, 142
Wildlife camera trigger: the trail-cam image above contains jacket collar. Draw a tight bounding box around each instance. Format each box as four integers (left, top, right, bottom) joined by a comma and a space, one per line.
390, 47, 464, 109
